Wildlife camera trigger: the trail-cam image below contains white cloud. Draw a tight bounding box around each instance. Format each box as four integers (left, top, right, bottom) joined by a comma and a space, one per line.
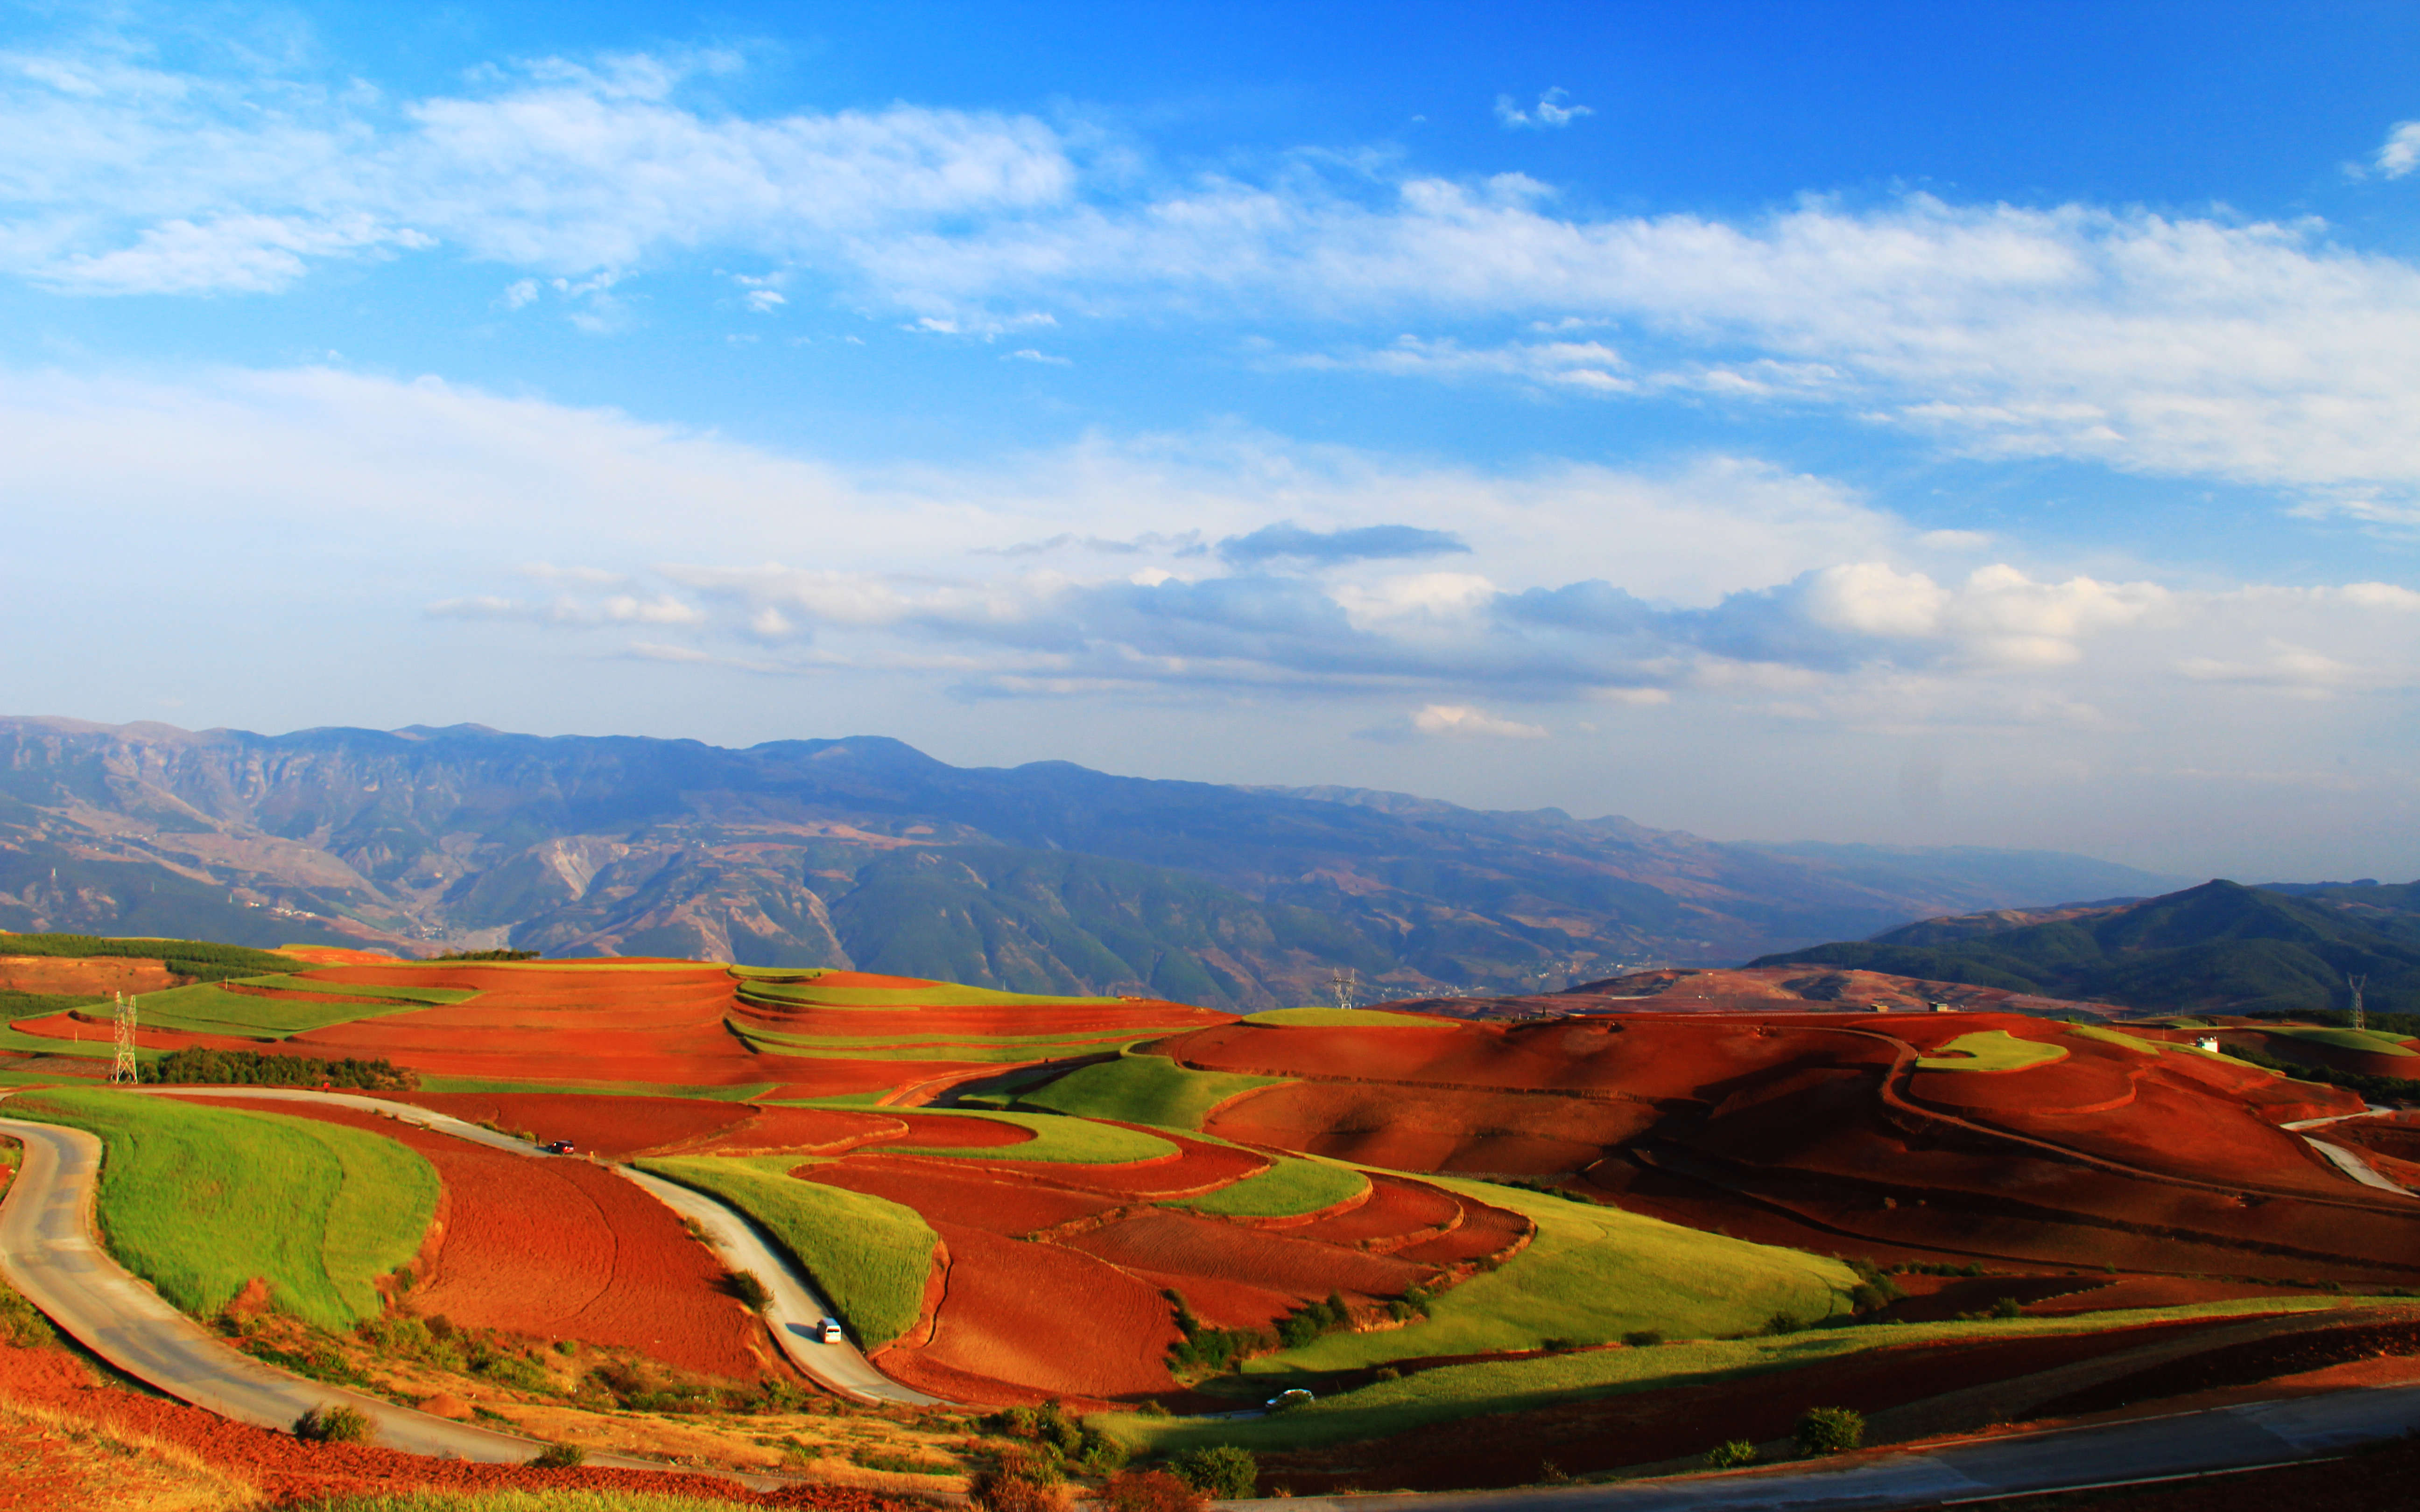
2375, 121, 2420, 179
1411, 704, 1549, 738
1495, 89, 1592, 130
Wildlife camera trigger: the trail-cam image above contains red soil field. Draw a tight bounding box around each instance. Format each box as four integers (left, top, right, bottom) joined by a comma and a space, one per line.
390, 1092, 760, 1159
1207, 1083, 1661, 1175
678, 1106, 909, 1155
872, 1114, 1038, 1149
1063, 1211, 1426, 1299
190, 1097, 773, 1381
882, 1222, 1181, 1403
927, 1133, 1268, 1200
1389, 1199, 1530, 1268
0, 955, 180, 994
1288, 1175, 1463, 1250
803, 1161, 1117, 1235
277, 945, 402, 965
0, 1340, 909, 1512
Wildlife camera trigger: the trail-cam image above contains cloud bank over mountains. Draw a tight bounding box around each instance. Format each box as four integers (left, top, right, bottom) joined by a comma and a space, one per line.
0, 18, 2414, 878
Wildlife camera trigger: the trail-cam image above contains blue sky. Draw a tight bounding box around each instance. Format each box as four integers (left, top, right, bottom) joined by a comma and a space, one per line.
6, 0, 2420, 880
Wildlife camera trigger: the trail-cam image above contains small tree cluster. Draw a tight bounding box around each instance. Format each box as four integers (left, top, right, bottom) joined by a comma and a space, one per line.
154, 1047, 415, 1091
1794, 1406, 1864, 1456
1168, 1446, 1258, 1499
293, 1403, 373, 1444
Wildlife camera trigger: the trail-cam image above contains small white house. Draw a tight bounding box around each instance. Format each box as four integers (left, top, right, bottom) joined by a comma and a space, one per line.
2194, 1035, 2222, 1052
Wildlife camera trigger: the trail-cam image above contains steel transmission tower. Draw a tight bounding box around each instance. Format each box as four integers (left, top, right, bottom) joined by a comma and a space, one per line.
2348, 973, 2369, 1032
1327, 968, 1359, 1010
109, 992, 139, 1085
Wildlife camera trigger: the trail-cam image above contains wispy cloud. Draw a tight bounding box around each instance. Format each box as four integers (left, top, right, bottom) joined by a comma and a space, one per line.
1495, 88, 1592, 130
2373, 121, 2420, 179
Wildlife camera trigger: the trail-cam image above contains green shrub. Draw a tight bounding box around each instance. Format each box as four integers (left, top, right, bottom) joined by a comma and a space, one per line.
972, 1446, 1071, 1512
1168, 1446, 1257, 1499
1794, 1406, 1864, 1456
1990, 1295, 2026, 1319
1704, 1439, 1759, 1469
1620, 1329, 1663, 1348
152, 1046, 417, 1091
1760, 1311, 1802, 1336
729, 1269, 771, 1312
529, 1442, 587, 1468
0, 1275, 55, 1348
294, 1403, 375, 1443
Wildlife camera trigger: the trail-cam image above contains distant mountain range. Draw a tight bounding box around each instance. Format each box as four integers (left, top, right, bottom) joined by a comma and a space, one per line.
1753, 878, 2420, 1016
0, 716, 2183, 1010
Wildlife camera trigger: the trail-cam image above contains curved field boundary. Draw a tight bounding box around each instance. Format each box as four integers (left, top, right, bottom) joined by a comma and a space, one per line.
1244, 1008, 1449, 1029
2, 1088, 436, 1328
1172, 1156, 1372, 1221
1916, 1029, 2070, 1072
0, 1106, 621, 1469
1018, 1050, 1290, 1130
118, 1088, 945, 1406
878, 1109, 1181, 1163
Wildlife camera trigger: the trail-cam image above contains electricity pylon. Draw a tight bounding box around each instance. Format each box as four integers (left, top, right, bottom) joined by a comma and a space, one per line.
2349, 973, 2369, 1032
1327, 969, 1359, 1010
109, 992, 139, 1085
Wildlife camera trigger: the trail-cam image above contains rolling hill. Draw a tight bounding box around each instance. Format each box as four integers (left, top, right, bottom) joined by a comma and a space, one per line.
0, 716, 2177, 1009
1752, 879, 2420, 1016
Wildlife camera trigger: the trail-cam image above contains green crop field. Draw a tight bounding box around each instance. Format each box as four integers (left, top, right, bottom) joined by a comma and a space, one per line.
727, 1021, 1144, 1062
0, 989, 106, 1023
1916, 1029, 2069, 1071
733, 971, 1126, 1010
1242, 1007, 1446, 1028
2068, 1024, 2169, 1056
636, 1155, 936, 1347
871, 1108, 1177, 1162
0, 933, 307, 981
125, 981, 441, 1040
1173, 1155, 1367, 1218
1101, 1294, 2406, 1458
243, 975, 481, 1006
7, 1088, 436, 1328
1018, 1049, 1288, 1129
1249, 1176, 1857, 1376
2264, 1026, 2419, 1057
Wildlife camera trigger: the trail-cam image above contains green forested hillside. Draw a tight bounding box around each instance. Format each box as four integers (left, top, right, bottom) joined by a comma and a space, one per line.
1752, 880, 2420, 1015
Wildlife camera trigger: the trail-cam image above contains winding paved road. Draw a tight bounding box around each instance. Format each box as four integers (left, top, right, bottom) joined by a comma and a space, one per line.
0, 1082, 932, 1473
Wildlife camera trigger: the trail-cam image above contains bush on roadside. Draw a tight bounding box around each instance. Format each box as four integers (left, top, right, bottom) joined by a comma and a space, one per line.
529, 1442, 586, 1468
1168, 1445, 1257, 1499
971, 1446, 1071, 1512
293, 1403, 374, 1443
1704, 1439, 1759, 1468
1098, 1468, 1207, 1512
1794, 1406, 1864, 1456
729, 1270, 772, 1312
1620, 1329, 1664, 1348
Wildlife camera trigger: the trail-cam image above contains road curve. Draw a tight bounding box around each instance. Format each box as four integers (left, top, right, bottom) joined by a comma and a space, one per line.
1247, 1380, 2420, 1512
129, 1087, 938, 1405
0, 1110, 580, 1465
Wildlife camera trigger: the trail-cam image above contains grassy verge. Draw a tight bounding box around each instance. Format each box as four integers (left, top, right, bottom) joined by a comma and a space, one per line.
729, 1024, 1146, 1063
734, 973, 1125, 1010
635, 1155, 936, 1347
2261, 1026, 2419, 1057
870, 1108, 1177, 1162
1018, 1049, 1287, 1129
7, 1087, 436, 1328
126, 982, 436, 1039
1103, 1295, 2410, 1456
1242, 1007, 1446, 1028
1174, 1156, 1368, 1218
1917, 1029, 2069, 1072
1248, 1176, 1857, 1376
0, 989, 107, 1022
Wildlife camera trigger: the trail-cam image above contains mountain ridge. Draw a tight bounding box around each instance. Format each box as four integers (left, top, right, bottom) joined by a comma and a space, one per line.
0, 715, 2180, 1009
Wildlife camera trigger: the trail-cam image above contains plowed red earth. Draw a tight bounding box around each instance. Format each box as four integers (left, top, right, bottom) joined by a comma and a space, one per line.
682, 1106, 907, 1155
872, 1114, 1037, 1149
804, 1161, 1115, 1234
390, 1092, 759, 1159
277, 945, 402, 965
1249, 1318, 2248, 1494
1063, 1211, 1424, 1298
883, 1223, 1180, 1403
1289, 1176, 1462, 1250
189, 1097, 771, 1380
0, 1342, 908, 1512
1208, 1083, 1660, 1175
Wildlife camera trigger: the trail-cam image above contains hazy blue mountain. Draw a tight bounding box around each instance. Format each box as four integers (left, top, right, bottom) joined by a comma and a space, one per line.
0, 716, 2179, 1009
1752, 879, 2420, 1015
